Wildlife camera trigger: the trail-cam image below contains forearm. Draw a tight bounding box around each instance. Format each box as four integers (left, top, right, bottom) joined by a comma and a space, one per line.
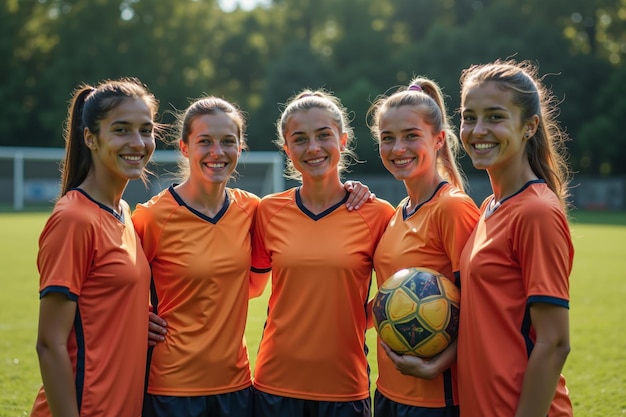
37, 343, 79, 417
515, 341, 570, 417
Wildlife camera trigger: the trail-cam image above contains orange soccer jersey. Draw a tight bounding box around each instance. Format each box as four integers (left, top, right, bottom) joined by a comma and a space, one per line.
458, 180, 574, 417
30, 189, 151, 417
372, 182, 479, 408
132, 186, 259, 396
251, 187, 395, 402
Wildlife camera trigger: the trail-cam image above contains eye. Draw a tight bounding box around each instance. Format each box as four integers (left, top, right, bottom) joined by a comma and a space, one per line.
461, 114, 476, 122
487, 113, 504, 121
141, 127, 154, 136
222, 137, 238, 146
405, 133, 419, 140
292, 136, 307, 144
380, 135, 393, 143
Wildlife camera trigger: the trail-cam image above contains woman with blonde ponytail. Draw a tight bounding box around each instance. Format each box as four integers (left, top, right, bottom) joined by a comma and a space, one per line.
367, 76, 480, 417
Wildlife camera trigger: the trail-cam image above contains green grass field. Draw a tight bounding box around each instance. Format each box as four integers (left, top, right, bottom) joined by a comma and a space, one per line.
1, 211, 625, 416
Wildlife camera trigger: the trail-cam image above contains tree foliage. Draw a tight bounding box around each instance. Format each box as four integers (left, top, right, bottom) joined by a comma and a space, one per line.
1, 0, 624, 175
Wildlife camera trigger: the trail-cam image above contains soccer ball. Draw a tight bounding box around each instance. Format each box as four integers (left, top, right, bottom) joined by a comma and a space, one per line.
372, 267, 460, 358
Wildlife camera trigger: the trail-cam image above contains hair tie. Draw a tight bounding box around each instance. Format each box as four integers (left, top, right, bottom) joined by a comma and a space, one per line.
408, 84, 423, 92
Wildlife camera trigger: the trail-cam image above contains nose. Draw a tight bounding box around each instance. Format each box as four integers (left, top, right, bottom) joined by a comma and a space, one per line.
391, 138, 405, 154
307, 138, 320, 152
472, 118, 488, 137
128, 130, 146, 148
210, 143, 225, 157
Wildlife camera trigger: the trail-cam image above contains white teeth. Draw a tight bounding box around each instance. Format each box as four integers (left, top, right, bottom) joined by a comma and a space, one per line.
474, 143, 497, 150
393, 158, 412, 165
206, 162, 226, 168
122, 155, 142, 161
307, 157, 325, 164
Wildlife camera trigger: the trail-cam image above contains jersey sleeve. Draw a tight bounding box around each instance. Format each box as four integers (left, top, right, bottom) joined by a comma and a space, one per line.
250, 199, 272, 273
436, 192, 480, 282
131, 201, 159, 263
512, 198, 573, 305
37, 205, 95, 299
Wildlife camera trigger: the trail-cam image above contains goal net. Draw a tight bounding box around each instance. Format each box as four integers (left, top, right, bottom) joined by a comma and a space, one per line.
0, 147, 285, 211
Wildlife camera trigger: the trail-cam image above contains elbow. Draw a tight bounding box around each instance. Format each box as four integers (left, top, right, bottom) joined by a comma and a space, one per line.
35, 338, 50, 361
556, 342, 571, 364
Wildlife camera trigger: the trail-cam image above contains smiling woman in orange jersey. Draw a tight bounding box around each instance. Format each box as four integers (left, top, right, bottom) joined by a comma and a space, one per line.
458, 60, 574, 417
250, 89, 395, 417
367, 77, 479, 417
31, 78, 158, 417
133, 97, 262, 417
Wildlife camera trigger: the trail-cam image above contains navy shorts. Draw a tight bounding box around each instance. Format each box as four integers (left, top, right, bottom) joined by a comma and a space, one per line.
253, 387, 371, 417
143, 386, 253, 417
374, 389, 459, 417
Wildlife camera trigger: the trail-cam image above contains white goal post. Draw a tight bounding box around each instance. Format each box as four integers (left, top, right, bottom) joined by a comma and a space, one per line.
0, 146, 285, 210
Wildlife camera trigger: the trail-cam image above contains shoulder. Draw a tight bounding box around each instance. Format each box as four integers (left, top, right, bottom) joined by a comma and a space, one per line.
511, 183, 565, 220
228, 187, 261, 202
355, 197, 395, 223
228, 188, 261, 216
367, 197, 395, 213
40, 192, 100, 248
258, 188, 296, 210
436, 185, 480, 216
132, 188, 176, 222
49, 191, 100, 229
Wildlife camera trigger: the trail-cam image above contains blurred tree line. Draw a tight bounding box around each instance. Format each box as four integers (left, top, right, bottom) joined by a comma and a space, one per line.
1, 0, 624, 176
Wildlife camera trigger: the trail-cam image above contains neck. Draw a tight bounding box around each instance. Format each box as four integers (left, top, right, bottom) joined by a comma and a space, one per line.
299, 176, 345, 214
78, 172, 127, 213
487, 161, 537, 202
175, 179, 227, 216
403, 173, 444, 212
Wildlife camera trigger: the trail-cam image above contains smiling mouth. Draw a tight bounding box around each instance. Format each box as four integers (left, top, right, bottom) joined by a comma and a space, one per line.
121, 155, 144, 162
205, 162, 227, 169
473, 143, 497, 150
305, 157, 326, 165
392, 158, 414, 166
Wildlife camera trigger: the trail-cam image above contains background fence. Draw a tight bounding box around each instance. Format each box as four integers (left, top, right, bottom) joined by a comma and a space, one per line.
0, 147, 624, 211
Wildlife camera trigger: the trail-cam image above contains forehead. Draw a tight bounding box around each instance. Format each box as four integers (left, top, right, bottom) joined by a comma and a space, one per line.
104, 98, 153, 124
380, 105, 429, 129
190, 112, 239, 135
462, 81, 515, 110
286, 107, 339, 132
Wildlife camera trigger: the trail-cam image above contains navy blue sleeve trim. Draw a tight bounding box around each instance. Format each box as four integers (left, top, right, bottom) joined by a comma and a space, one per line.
528, 295, 569, 309
453, 271, 461, 288
40, 286, 79, 301
251, 266, 272, 273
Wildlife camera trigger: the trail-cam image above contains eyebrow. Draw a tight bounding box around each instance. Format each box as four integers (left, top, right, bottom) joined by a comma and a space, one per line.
289, 126, 333, 138
111, 120, 154, 127
380, 127, 424, 134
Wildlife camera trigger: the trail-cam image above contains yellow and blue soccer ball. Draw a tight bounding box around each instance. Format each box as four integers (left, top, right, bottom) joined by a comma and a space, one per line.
372, 267, 460, 358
